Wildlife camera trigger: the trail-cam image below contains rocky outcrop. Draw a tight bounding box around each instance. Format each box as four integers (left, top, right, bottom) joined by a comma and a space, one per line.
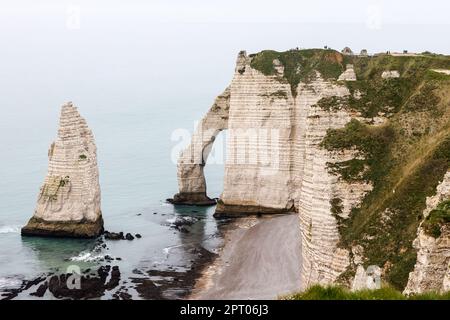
404, 171, 450, 295
173, 49, 450, 292
351, 265, 381, 291
338, 64, 357, 81
431, 69, 450, 75
22, 102, 103, 238
173, 50, 374, 286
381, 70, 400, 79
168, 87, 230, 205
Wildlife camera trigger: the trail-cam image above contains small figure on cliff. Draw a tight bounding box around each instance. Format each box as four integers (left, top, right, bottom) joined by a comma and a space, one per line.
22, 102, 104, 238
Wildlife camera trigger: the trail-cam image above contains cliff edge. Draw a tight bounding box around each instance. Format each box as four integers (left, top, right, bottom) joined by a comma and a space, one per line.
174, 48, 450, 292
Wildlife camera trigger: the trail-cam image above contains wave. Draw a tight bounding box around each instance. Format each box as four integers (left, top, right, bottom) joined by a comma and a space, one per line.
0, 225, 21, 234
163, 244, 183, 257
0, 277, 22, 289
166, 218, 176, 224
70, 251, 104, 262
69, 243, 106, 262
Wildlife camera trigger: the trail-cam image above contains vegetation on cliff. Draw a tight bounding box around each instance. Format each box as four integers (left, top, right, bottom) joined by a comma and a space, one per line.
318, 52, 450, 290
285, 285, 450, 300
422, 200, 450, 238
248, 48, 450, 291
250, 49, 347, 95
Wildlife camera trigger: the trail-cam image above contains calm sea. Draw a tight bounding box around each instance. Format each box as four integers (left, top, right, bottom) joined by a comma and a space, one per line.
0, 89, 228, 299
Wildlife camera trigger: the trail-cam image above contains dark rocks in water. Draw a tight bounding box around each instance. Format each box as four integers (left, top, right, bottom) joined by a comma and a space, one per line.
47, 265, 121, 299
113, 289, 132, 300
136, 213, 142, 216
21, 216, 104, 239
125, 233, 134, 240
104, 231, 138, 241
135, 247, 217, 300
132, 269, 144, 275
167, 192, 217, 206
104, 231, 124, 240
135, 234, 142, 238
153, 212, 157, 215
130, 278, 162, 300
105, 266, 121, 290
169, 216, 198, 233
24, 276, 47, 291
173, 216, 196, 228
0, 276, 46, 300
97, 265, 111, 282
116, 257, 122, 260
179, 226, 190, 233
30, 283, 48, 297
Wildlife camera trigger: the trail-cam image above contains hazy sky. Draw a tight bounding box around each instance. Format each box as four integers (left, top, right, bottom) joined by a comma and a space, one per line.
0, 0, 449, 116
0, 0, 449, 204
2, 0, 450, 24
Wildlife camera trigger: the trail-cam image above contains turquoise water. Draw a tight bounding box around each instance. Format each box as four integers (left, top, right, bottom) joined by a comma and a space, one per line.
0, 93, 227, 299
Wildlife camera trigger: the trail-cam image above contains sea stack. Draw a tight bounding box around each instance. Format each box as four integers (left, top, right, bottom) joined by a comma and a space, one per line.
22, 102, 103, 238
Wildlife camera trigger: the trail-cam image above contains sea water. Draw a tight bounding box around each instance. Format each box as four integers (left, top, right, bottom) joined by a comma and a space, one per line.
0, 88, 228, 299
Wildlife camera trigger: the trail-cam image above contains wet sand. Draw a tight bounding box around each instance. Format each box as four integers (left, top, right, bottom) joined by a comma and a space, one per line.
191, 214, 302, 300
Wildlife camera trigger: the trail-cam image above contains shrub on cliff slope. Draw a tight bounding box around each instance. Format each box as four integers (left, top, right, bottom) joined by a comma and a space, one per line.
285, 285, 450, 300
250, 49, 347, 96
422, 200, 450, 238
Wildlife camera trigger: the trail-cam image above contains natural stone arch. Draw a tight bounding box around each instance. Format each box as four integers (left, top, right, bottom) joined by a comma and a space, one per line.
169, 88, 230, 205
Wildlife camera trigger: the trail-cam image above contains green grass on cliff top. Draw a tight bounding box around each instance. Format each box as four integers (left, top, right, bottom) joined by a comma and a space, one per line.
249, 48, 450, 98
250, 49, 348, 95
285, 285, 450, 300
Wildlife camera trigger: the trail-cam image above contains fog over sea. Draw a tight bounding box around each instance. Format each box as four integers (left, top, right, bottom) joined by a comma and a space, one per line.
0, 0, 449, 299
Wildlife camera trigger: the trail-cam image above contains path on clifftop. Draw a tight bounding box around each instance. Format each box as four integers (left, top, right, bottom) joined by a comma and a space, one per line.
192, 214, 302, 300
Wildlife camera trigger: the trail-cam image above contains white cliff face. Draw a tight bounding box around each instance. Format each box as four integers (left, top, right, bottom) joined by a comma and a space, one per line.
404, 171, 450, 295
174, 51, 374, 286
22, 102, 103, 238
381, 70, 400, 79
217, 52, 296, 214
351, 265, 382, 291
170, 87, 230, 205
337, 64, 357, 81
294, 79, 372, 287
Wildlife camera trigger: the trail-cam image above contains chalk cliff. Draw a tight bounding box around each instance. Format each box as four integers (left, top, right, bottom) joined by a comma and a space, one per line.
169, 87, 230, 205
22, 102, 103, 238
404, 171, 450, 295
174, 49, 450, 292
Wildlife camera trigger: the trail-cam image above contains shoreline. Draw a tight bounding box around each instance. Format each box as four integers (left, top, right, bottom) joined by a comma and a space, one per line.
190, 213, 303, 300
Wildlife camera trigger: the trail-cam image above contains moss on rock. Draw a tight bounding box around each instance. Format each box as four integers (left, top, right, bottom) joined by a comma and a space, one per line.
422, 200, 450, 238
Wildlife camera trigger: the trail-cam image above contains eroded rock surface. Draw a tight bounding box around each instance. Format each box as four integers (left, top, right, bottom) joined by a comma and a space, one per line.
404, 171, 450, 295
22, 102, 103, 238
173, 51, 373, 286
169, 87, 230, 205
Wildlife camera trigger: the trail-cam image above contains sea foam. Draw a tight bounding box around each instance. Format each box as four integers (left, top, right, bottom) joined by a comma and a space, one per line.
0, 225, 21, 234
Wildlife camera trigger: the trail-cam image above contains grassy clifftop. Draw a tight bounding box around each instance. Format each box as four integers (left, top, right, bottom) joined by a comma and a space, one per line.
285, 285, 450, 300
250, 49, 347, 95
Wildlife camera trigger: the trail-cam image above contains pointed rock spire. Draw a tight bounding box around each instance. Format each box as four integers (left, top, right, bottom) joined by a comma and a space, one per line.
22, 102, 104, 238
